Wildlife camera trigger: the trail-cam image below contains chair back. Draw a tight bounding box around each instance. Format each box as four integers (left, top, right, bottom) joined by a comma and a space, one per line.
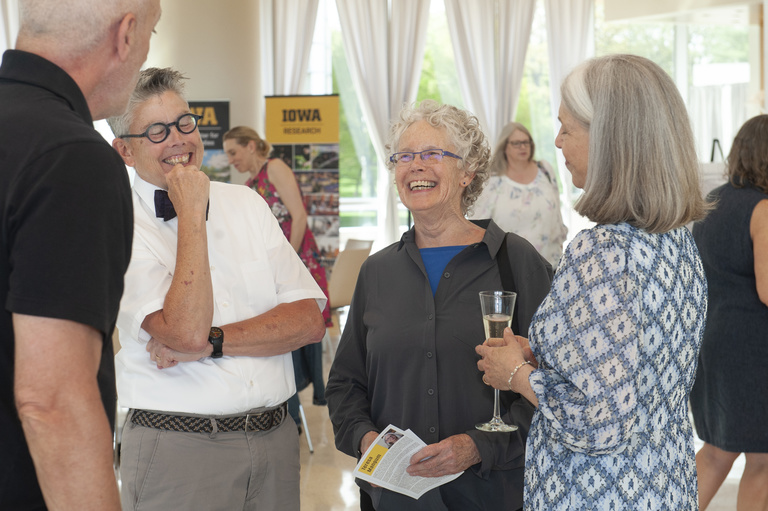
328, 239, 373, 309
343, 238, 374, 251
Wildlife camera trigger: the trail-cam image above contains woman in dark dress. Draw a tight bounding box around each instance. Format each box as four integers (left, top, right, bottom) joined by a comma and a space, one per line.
691, 114, 768, 510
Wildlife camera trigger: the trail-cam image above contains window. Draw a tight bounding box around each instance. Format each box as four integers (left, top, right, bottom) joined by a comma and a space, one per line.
594, 1, 754, 163
309, 0, 756, 247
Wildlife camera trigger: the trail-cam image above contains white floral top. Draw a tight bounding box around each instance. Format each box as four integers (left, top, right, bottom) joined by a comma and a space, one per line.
524, 223, 706, 510
469, 161, 567, 266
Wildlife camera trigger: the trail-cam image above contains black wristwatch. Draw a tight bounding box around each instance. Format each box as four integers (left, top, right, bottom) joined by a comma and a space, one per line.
208, 327, 224, 358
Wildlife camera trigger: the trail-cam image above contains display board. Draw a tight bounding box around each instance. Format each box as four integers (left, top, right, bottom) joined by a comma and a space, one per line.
265, 95, 340, 267
189, 101, 230, 182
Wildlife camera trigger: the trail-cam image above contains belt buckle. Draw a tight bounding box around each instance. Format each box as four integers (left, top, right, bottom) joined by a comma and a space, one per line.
245, 413, 254, 432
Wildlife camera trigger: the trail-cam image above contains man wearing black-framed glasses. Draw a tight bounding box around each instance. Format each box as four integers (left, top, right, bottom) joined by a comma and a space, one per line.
107, 67, 326, 511
119, 112, 202, 143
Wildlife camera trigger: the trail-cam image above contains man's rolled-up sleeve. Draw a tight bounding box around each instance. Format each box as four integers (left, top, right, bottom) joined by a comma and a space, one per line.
116, 237, 171, 345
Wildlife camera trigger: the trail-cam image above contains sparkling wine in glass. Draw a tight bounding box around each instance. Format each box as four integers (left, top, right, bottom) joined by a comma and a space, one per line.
476, 290, 518, 432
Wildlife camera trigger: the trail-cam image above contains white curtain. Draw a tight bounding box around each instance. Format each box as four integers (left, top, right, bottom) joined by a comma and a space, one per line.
689, 83, 749, 163
260, 0, 319, 97
444, 0, 535, 141
544, 0, 593, 231
544, 0, 593, 119
335, 0, 430, 245
258, 1, 274, 99
1, 0, 19, 54
497, 0, 535, 141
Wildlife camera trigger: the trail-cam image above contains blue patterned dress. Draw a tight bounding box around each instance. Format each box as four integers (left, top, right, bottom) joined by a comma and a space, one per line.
525, 223, 706, 510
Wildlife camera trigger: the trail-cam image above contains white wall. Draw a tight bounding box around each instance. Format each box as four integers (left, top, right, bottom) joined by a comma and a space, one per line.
145, 1, 263, 185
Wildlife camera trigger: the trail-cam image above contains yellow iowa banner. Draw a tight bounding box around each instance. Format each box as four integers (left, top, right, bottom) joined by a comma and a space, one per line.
265, 95, 339, 144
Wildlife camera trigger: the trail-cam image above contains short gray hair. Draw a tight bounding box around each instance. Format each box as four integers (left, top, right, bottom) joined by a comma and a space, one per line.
385, 100, 491, 215
107, 67, 188, 138
490, 122, 536, 176
18, 0, 149, 56
562, 54, 709, 233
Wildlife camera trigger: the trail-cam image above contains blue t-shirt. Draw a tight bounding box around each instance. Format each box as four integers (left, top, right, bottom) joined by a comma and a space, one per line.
419, 245, 467, 295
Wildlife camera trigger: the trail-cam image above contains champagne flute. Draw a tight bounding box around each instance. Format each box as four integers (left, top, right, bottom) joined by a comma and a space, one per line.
476, 290, 518, 432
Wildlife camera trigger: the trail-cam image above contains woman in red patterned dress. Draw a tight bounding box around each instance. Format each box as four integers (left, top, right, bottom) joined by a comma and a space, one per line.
223, 126, 332, 327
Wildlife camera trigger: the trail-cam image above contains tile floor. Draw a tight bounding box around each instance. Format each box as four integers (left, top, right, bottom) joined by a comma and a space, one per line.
297, 320, 743, 510
297, 390, 360, 511
297, 324, 360, 511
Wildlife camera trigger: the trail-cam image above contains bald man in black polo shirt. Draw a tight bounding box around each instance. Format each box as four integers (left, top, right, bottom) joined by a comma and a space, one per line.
0, 1, 161, 509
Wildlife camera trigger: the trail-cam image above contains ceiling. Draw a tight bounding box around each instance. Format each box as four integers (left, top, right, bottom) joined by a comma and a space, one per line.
603, 0, 759, 25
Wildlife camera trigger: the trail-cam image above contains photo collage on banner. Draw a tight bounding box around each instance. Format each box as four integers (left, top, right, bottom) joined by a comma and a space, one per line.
265, 95, 340, 270
189, 101, 230, 183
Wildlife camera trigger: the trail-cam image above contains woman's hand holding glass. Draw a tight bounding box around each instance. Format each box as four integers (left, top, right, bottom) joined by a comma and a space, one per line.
476, 328, 537, 393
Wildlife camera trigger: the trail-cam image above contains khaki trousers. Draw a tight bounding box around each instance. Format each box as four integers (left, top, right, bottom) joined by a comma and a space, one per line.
120, 409, 300, 511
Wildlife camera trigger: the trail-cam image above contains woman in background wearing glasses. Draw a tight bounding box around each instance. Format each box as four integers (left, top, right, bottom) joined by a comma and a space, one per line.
326, 100, 553, 511
469, 122, 567, 267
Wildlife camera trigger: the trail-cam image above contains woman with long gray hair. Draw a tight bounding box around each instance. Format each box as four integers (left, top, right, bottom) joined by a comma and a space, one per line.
477, 54, 710, 509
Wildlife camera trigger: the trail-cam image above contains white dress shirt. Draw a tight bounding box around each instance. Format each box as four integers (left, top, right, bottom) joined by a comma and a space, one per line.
116, 176, 327, 415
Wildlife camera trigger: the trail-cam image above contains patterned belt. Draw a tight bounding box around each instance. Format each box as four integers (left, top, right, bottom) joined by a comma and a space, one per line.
130, 402, 287, 433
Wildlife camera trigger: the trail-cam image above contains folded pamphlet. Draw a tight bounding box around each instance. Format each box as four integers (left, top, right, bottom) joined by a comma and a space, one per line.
353, 424, 463, 500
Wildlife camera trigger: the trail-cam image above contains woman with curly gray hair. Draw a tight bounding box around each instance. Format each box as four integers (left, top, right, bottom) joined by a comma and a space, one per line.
327, 100, 553, 511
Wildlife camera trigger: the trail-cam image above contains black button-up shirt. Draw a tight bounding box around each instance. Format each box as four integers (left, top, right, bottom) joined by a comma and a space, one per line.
327, 220, 553, 510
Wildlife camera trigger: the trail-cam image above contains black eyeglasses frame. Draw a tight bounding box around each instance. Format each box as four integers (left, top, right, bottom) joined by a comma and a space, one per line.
119, 113, 203, 144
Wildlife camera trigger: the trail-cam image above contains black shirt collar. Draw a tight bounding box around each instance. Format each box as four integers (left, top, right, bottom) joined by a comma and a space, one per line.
397, 218, 506, 258
0, 49, 93, 125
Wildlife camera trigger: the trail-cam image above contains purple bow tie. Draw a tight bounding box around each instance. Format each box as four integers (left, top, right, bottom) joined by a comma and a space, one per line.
154, 190, 209, 222
154, 190, 176, 221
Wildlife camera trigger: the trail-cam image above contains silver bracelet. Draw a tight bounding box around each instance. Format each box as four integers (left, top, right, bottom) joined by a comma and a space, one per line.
507, 361, 532, 391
